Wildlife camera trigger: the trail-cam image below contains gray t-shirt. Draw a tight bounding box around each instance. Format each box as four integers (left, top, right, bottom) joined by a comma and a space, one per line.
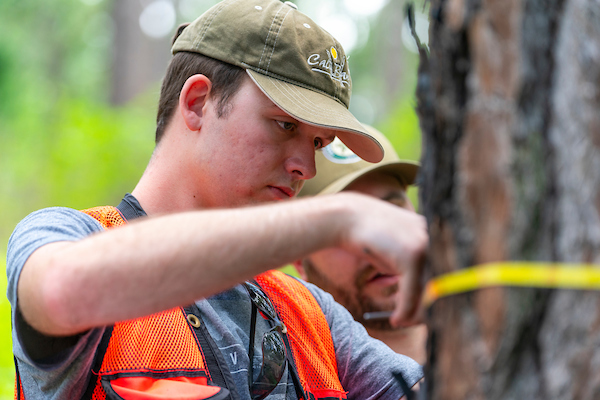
7, 207, 422, 400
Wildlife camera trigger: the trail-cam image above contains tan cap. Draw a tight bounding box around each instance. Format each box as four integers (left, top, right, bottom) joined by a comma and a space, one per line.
171, 0, 384, 163
299, 125, 419, 196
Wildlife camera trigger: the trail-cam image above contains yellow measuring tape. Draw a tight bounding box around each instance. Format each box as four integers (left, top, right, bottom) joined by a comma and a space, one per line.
423, 262, 600, 307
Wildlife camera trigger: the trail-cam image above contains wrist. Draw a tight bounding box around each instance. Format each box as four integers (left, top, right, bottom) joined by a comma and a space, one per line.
302, 192, 365, 249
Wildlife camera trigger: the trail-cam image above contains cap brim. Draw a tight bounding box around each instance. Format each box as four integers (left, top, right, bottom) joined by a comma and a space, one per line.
317, 161, 419, 196
246, 70, 384, 163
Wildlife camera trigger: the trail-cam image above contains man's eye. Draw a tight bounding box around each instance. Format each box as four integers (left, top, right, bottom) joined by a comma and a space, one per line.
277, 121, 296, 131
389, 197, 408, 209
314, 137, 324, 149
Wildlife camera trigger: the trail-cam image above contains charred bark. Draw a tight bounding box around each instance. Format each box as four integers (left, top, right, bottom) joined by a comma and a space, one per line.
417, 0, 600, 398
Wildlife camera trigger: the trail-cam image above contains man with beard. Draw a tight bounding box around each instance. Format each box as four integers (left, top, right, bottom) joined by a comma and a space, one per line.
296, 126, 427, 364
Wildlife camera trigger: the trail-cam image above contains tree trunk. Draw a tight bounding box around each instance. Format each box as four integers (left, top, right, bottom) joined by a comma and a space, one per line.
417, 0, 600, 399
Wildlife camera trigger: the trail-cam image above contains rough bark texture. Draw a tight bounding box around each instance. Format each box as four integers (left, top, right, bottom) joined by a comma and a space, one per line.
417, 0, 600, 398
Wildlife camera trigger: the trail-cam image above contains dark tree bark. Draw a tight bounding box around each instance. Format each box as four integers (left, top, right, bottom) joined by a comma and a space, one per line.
417, 0, 600, 398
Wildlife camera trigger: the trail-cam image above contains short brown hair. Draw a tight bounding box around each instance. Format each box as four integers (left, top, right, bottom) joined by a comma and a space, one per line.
155, 51, 246, 143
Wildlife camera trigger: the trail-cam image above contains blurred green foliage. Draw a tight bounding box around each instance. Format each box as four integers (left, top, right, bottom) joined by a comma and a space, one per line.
378, 97, 422, 209
0, 1, 155, 397
0, 0, 423, 398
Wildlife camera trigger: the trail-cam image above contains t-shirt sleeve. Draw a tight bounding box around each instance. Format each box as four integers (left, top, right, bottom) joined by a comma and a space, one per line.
6, 207, 107, 397
302, 280, 423, 400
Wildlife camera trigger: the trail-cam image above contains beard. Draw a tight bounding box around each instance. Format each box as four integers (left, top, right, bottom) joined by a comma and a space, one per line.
303, 261, 399, 330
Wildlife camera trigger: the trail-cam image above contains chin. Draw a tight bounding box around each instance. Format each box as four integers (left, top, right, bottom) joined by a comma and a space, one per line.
363, 293, 396, 310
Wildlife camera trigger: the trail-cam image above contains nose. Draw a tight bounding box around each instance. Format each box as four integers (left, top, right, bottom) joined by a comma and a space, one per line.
285, 141, 317, 180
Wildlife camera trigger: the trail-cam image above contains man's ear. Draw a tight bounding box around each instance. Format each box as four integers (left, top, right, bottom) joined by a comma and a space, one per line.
179, 74, 212, 131
292, 260, 308, 281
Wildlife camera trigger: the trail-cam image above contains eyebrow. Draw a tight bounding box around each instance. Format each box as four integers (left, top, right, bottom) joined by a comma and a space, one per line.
266, 103, 285, 112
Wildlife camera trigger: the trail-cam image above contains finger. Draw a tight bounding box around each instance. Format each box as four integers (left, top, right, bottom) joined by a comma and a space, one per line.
390, 252, 426, 327
361, 246, 399, 276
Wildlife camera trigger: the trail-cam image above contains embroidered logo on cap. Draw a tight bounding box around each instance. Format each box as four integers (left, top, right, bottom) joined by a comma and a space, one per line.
322, 137, 360, 164
307, 47, 349, 87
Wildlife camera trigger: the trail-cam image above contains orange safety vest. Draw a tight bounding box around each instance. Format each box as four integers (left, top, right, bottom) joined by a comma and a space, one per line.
15, 206, 347, 400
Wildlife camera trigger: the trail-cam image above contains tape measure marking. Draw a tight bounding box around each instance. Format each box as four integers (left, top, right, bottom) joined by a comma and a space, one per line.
423, 262, 600, 307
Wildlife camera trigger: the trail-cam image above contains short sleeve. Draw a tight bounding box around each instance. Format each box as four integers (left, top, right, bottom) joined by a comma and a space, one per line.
302, 280, 423, 400
6, 207, 106, 398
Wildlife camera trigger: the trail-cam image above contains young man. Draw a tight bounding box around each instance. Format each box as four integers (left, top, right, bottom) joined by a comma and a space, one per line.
296, 126, 427, 365
7, 1, 427, 399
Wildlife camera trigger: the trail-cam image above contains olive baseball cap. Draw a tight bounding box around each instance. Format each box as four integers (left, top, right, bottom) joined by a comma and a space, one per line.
171, 0, 384, 163
299, 125, 419, 196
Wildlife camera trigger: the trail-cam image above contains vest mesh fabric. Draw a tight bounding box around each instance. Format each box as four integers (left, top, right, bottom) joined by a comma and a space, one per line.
257, 271, 347, 400
89, 308, 210, 400
80, 207, 211, 400
14, 378, 24, 400
100, 309, 209, 375
15, 207, 131, 400
15, 206, 345, 400
81, 206, 127, 229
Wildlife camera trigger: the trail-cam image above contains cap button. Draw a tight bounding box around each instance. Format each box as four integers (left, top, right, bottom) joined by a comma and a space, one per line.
283, 1, 298, 9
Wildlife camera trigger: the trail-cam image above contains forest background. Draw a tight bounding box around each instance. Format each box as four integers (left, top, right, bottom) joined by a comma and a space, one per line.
0, 0, 426, 397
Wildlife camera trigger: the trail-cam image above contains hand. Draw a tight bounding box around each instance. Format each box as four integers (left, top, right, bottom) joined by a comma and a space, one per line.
336, 192, 428, 326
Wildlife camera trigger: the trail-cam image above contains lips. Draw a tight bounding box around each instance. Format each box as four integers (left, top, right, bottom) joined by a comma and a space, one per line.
367, 272, 399, 284
368, 272, 385, 283
358, 267, 400, 288
269, 185, 295, 199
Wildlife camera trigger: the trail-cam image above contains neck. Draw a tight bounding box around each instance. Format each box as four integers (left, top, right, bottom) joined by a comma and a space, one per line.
131, 140, 204, 216
366, 324, 427, 365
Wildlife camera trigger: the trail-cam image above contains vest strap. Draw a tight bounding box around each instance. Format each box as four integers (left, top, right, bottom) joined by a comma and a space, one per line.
14, 356, 22, 400
281, 332, 307, 400
81, 326, 114, 400
248, 278, 306, 399
182, 304, 240, 400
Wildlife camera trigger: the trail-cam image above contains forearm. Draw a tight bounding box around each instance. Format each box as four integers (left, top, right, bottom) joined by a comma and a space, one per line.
19, 196, 348, 336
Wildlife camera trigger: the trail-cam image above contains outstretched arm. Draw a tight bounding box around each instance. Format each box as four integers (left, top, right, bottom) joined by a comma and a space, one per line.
18, 192, 427, 336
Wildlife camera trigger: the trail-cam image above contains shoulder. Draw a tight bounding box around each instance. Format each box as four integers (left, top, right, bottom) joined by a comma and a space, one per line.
9, 206, 103, 252
11, 207, 104, 241
8, 207, 103, 264
289, 275, 338, 313
259, 271, 338, 319
7, 207, 104, 306
258, 271, 331, 303
8, 208, 107, 397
